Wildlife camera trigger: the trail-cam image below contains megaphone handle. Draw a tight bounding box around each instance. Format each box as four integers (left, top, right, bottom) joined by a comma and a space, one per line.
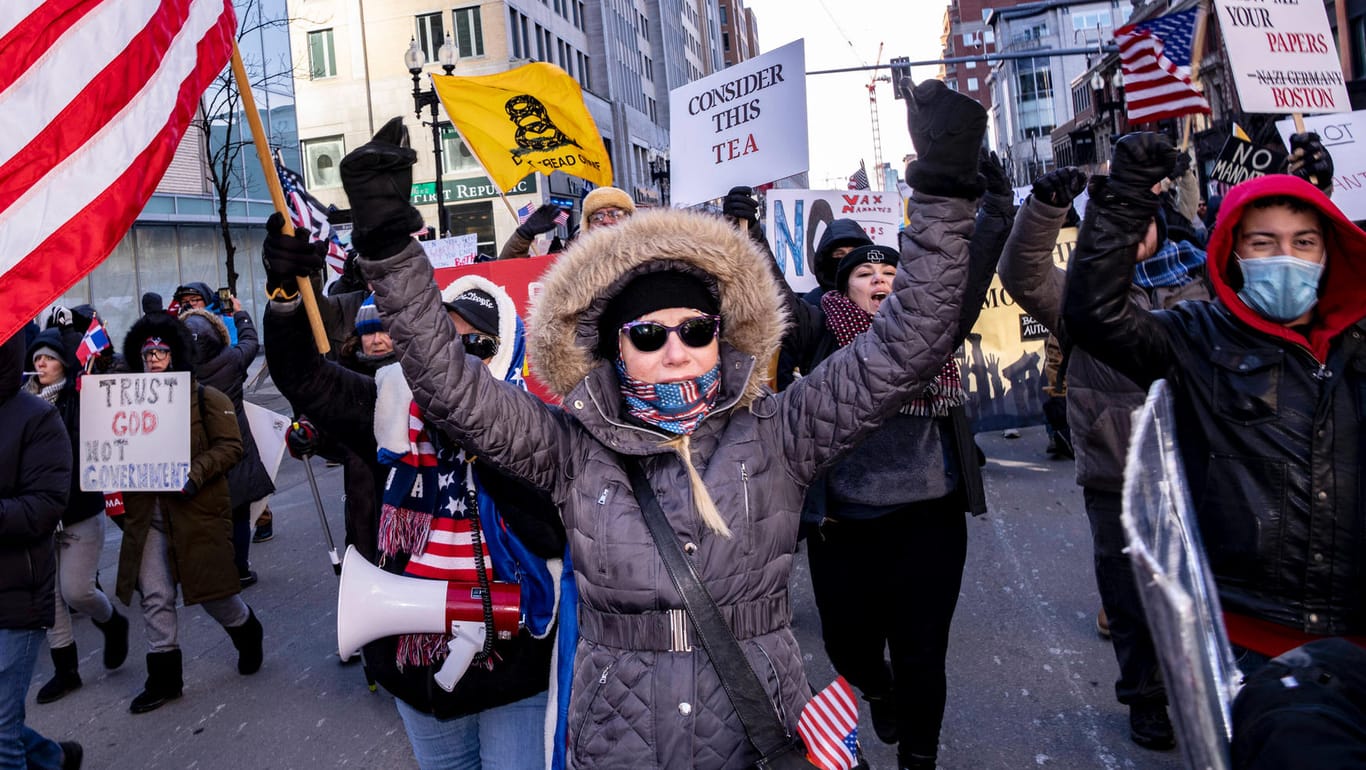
433, 624, 486, 692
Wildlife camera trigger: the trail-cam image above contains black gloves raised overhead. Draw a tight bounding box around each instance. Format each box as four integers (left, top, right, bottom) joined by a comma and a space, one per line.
1104, 131, 1179, 204
261, 212, 326, 296
1287, 132, 1334, 196
722, 186, 759, 225
900, 78, 987, 200
1031, 167, 1088, 209
339, 116, 426, 259
515, 204, 570, 240
980, 149, 1012, 196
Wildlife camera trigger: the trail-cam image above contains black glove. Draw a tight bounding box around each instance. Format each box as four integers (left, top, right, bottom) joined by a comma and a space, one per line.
1105, 132, 1178, 204
1169, 149, 1192, 181
722, 186, 759, 225
902, 78, 987, 199
980, 149, 1012, 196
515, 204, 568, 240
1032, 167, 1088, 208
1287, 132, 1334, 195
262, 212, 327, 295
287, 418, 321, 459
180, 480, 199, 499
339, 116, 426, 259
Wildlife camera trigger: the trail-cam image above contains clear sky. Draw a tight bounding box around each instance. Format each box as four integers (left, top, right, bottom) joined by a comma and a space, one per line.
743, 0, 951, 189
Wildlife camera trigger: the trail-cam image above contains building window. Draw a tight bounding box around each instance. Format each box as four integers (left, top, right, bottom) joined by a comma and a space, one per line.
508, 7, 521, 58
302, 136, 345, 189
440, 128, 481, 176
454, 6, 484, 58
723, 31, 730, 52
719, 4, 728, 24
967, 77, 979, 91
307, 29, 336, 79
535, 23, 544, 60
416, 13, 444, 62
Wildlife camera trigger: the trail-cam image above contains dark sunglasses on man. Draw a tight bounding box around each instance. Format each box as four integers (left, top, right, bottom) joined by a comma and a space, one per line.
460, 332, 500, 360
619, 314, 721, 353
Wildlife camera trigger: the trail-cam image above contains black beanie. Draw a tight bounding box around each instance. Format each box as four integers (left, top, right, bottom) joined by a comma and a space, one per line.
443, 289, 500, 336
835, 244, 900, 293
598, 270, 719, 357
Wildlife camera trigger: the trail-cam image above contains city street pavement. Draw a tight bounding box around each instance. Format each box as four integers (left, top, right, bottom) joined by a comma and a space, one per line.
27, 374, 1185, 769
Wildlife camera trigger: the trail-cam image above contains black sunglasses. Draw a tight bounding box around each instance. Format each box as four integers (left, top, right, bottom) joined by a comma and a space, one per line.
460, 333, 499, 359
620, 315, 721, 353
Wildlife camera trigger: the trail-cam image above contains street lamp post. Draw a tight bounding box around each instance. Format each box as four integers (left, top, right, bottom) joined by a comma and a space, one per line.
406, 34, 458, 237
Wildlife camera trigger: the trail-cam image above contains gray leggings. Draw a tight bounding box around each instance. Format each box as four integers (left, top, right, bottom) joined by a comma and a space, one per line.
139, 509, 248, 653
47, 514, 114, 649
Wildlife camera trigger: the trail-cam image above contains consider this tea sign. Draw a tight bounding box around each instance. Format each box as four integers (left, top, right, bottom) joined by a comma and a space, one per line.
80, 373, 191, 492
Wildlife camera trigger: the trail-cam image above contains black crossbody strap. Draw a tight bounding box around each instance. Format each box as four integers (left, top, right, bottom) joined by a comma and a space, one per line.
623, 457, 792, 756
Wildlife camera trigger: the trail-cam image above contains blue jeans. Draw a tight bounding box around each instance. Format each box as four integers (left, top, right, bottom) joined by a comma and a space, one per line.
0, 628, 63, 769
395, 691, 548, 770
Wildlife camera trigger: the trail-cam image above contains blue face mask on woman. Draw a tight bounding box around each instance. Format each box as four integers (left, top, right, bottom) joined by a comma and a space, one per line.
1236, 254, 1325, 323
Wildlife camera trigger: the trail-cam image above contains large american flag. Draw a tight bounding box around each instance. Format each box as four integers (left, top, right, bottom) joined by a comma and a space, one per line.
0, 0, 237, 346
797, 676, 860, 770
1116, 6, 1211, 124
276, 157, 348, 273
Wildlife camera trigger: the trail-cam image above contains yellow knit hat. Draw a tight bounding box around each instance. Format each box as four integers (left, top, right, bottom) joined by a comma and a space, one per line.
581, 186, 636, 229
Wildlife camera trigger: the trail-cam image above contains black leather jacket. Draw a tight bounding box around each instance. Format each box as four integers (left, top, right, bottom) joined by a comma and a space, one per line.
1063, 174, 1366, 636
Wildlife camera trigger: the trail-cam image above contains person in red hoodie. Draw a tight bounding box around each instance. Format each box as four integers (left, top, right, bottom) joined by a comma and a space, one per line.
1063, 132, 1366, 669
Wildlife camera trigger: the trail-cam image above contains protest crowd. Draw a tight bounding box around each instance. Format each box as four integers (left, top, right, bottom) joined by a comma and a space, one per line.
7, 2, 1366, 769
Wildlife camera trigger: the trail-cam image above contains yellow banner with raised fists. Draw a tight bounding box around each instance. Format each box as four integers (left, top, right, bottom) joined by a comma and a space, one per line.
431, 62, 613, 191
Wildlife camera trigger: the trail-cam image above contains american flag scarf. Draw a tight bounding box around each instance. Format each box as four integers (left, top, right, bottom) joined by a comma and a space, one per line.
615, 359, 722, 435
820, 290, 965, 418
378, 401, 495, 669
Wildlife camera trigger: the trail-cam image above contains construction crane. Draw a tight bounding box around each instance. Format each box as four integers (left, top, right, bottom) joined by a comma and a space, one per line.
867, 42, 891, 183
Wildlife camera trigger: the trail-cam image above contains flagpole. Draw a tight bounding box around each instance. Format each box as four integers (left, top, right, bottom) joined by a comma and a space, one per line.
1180, 0, 1210, 152
230, 40, 331, 354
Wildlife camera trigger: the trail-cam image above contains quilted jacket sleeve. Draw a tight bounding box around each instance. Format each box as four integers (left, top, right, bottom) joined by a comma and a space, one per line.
360, 241, 571, 494
775, 192, 975, 487
958, 190, 1017, 345
997, 195, 1070, 334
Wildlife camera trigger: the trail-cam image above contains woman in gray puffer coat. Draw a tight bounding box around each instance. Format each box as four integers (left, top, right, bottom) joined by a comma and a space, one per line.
329, 84, 980, 769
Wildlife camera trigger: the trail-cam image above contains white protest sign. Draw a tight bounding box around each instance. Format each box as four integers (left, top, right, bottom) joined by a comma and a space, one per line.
79, 373, 191, 492
766, 189, 900, 294
1215, 0, 1349, 114
669, 39, 808, 207
423, 234, 480, 268
1275, 111, 1366, 219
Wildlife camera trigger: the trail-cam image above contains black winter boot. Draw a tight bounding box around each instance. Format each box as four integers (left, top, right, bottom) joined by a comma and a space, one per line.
59, 741, 83, 770
130, 650, 183, 714
36, 643, 82, 704
92, 607, 129, 669
226, 608, 263, 675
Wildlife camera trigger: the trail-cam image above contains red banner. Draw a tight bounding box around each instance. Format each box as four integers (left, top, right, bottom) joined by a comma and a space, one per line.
433, 256, 559, 402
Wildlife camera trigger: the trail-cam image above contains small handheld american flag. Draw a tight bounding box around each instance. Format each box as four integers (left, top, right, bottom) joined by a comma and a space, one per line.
797, 676, 860, 770
275, 158, 350, 273
516, 202, 570, 227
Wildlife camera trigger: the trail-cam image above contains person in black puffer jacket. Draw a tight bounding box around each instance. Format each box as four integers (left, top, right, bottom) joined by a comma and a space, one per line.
180, 309, 274, 586
23, 328, 129, 706
0, 330, 83, 768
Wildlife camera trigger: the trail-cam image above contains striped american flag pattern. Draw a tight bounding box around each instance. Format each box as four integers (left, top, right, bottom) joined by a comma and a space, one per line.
276, 158, 348, 273
796, 676, 860, 770
0, 0, 237, 345
1116, 7, 1210, 124
516, 201, 570, 227
405, 516, 493, 582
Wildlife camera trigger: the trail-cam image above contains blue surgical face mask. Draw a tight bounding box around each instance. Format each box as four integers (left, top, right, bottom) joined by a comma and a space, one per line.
1235, 253, 1325, 323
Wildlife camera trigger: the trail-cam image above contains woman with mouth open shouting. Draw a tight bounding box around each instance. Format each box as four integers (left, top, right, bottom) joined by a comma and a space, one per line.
726, 147, 1016, 769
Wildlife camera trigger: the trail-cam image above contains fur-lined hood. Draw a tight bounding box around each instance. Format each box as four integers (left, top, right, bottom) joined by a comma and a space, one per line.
180, 308, 230, 347
442, 274, 521, 383
526, 208, 787, 404
122, 312, 195, 374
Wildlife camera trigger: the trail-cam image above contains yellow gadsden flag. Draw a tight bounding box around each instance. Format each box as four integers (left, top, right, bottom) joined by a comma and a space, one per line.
432, 62, 613, 191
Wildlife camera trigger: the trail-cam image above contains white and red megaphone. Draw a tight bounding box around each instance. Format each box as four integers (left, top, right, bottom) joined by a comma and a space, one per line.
336, 546, 520, 691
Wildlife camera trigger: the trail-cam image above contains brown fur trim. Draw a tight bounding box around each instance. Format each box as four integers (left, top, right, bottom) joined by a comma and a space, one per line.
527, 208, 788, 404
